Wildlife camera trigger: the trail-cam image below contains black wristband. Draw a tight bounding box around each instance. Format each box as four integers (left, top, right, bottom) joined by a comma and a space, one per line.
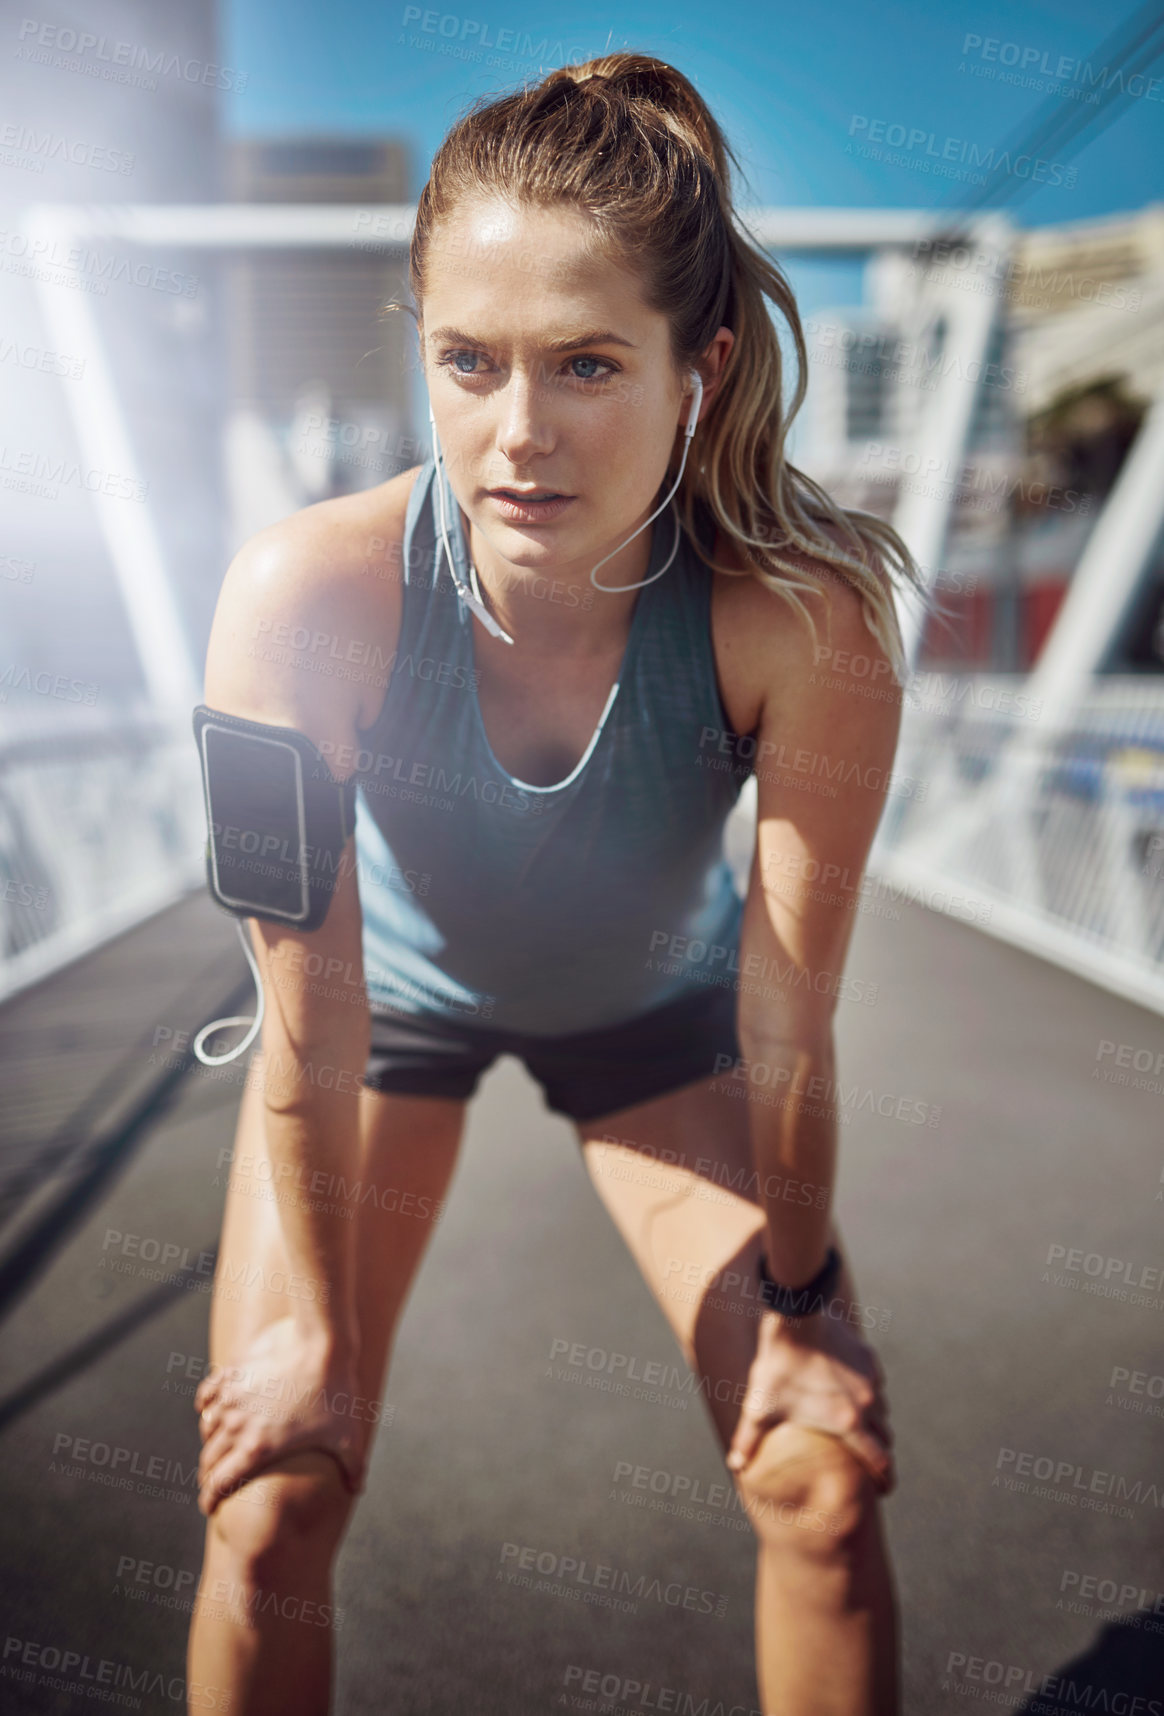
757, 1243, 842, 1319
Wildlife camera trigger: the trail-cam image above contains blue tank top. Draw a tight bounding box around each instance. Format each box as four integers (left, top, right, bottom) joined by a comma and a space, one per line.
352, 454, 755, 1035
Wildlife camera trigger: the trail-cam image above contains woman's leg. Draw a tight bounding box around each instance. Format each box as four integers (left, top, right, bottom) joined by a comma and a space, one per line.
575, 1070, 900, 1716
186, 1052, 468, 1716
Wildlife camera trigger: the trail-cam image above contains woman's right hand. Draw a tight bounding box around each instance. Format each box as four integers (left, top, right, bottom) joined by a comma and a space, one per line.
194, 1316, 368, 1515
725, 1304, 895, 1494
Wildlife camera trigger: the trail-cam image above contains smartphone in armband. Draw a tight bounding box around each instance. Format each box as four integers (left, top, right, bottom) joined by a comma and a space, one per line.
192, 703, 357, 932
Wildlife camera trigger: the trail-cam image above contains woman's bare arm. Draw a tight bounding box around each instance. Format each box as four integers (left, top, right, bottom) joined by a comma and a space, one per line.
722, 561, 903, 1485
734, 568, 903, 1288
192, 473, 422, 1507
200, 474, 416, 1348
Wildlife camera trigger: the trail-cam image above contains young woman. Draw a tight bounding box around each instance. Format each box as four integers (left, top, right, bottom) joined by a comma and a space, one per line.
187, 52, 927, 1716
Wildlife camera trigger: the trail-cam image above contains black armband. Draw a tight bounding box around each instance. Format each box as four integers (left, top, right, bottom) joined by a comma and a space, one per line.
192, 703, 357, 931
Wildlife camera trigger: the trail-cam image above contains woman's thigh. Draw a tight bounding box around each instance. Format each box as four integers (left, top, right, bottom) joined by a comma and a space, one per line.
575, 1067, 853, 1457
209, 1051, 469, 1422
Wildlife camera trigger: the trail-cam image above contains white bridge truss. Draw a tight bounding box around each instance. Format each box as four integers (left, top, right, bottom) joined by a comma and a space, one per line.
3, 202, 1162, 1014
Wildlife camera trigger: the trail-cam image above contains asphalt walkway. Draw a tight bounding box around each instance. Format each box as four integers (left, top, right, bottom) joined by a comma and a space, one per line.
0, 887, 1161, 1714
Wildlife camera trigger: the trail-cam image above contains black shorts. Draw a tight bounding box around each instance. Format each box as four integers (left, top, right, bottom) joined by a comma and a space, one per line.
362, 981, 742, 1124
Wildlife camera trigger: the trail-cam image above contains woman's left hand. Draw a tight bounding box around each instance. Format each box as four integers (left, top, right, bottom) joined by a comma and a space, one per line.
725, 1308, 896, 1494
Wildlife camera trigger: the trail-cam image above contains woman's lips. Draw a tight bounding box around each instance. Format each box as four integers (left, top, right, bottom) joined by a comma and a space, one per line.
486, 490, 576, 522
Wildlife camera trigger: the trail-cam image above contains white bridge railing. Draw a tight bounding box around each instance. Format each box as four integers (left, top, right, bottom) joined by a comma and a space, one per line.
7, 689, 1162, 1014
0, 713, 206, 1004
868, 676, 1164, 1014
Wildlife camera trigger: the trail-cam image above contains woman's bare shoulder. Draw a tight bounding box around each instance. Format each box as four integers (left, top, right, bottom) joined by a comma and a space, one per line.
710, 514, 897, 733
203, 464, 425, 756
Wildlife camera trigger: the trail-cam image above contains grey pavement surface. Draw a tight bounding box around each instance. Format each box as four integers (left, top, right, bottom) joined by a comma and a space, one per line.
0, 888, 1162, 1714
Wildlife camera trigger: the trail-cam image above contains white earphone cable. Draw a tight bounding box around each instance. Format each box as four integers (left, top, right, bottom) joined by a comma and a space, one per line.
192, 916, 266, 1068
590, 369, 703, 593
429, 413, 516, 645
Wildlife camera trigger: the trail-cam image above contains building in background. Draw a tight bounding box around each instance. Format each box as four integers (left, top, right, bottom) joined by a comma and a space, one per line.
800, 204, 1164, 674
223, 136, 414, 546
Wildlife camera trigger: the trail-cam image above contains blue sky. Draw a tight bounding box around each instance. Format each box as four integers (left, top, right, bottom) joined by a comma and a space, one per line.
224, 0, 1163, 313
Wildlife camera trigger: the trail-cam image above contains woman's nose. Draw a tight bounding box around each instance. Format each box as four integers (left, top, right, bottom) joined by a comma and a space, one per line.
496, 372, 555, 464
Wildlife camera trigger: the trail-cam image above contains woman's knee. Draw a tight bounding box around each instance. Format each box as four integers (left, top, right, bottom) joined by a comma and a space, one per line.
731, 1421, 877, 1559
206, 1450, 355, 1583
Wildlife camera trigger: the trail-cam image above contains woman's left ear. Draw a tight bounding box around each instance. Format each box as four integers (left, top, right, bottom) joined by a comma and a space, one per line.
711, 325, 735, 376
697, 326, 735, 408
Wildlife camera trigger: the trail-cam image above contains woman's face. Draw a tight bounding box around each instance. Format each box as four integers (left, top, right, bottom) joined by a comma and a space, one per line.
419, 195, 713, 585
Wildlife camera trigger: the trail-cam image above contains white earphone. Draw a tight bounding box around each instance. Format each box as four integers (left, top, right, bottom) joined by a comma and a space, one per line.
428, 368, 704, 643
